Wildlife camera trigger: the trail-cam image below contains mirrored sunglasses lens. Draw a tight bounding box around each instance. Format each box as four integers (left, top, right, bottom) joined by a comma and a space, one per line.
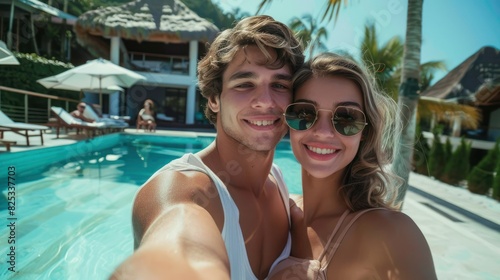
285, 103, 317, 130
333, 107, 366, 136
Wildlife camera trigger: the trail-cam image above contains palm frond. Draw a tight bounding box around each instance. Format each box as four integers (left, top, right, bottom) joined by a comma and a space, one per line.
322, 0, 349, 22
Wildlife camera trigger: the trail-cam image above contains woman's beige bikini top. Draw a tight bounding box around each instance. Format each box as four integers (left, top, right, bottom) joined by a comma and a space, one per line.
267, 208, 382, 280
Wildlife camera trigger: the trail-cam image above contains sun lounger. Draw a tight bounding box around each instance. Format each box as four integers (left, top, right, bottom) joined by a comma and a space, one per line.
0, 110, 48, 146
83, 104, 129, 130
0, 139, 16, 152
50, 106, 108, 138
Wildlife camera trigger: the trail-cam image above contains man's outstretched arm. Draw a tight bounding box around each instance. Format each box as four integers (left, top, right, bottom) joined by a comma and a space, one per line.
110, 170, 230, 280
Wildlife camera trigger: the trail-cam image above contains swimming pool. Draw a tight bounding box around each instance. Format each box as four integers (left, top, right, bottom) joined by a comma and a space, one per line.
0, 132, 302, 279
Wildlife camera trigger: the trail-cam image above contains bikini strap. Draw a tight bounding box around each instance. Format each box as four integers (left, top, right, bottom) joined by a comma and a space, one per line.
317, 209, 350, 263
320, 208, 385, 268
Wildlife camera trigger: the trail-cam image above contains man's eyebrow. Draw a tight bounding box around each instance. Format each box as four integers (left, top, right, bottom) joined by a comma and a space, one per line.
273, 73, 293, 81
228, 71, 256, 81
227, 71, 292, 82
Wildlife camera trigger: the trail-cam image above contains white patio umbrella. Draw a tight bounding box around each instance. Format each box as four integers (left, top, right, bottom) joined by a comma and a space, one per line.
0, 40, 20, 65
37, 75, 124, 93
37, 58, 145, 105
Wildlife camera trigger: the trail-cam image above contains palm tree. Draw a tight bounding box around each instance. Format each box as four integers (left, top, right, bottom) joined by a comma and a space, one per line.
360, 23, 404, 100
391, 0, 423, 205
360, 23, 448, 100
289, 15, 328, 58
258, 0, 347, 22
358, 22, 478, 135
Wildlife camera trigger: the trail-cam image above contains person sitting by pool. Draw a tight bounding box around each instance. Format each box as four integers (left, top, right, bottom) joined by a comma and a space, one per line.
70, 102, 95, 123
136, 99, 156, 132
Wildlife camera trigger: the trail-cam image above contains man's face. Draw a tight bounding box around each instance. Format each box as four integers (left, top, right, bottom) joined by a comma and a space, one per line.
78, 104, 86, 113
211, 45, 293, 152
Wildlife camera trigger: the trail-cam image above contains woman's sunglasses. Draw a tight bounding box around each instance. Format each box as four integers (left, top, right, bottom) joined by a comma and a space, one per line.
283, 102, 368, 136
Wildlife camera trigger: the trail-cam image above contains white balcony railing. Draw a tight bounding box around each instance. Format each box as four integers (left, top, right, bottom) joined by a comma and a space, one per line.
129, 52, 189, 75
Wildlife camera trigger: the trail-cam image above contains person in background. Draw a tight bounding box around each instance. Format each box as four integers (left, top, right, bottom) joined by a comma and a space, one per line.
137, 99, 156, 132
111, 15, 304, 280
70, 102, 95, 123
268, 53, 437, 280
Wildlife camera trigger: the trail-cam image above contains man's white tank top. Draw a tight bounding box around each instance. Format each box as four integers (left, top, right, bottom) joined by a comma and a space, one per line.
161, 153, 291, 280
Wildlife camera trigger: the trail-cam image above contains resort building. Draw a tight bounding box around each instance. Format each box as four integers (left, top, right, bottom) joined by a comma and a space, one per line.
74, 0, 220, 127
0, 0, 77, 58
421, 46, 500, 141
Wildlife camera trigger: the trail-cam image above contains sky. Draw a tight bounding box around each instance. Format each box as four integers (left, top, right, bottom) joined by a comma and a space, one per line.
215, 0, 500, 85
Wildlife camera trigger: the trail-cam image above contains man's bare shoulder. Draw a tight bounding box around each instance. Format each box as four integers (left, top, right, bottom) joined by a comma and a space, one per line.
136, 168, 214, 204
132, 168, 217, 246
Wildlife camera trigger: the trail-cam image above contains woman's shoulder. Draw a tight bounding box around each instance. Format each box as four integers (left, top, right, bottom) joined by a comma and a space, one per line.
354, 208, 418, 234
345, 210, 436, 278
350, 208, 430, 253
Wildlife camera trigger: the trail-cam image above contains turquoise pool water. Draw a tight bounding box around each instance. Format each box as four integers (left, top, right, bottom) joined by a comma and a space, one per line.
0, 133, 301, 280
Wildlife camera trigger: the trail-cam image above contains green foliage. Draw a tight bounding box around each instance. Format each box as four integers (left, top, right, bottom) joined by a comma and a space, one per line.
289, 15, 328, 58
428, 133, 447, 179
360, 23, 403, 100
181, 0, 243, 30
441, 137, 471, 186
493, 157, 500, 201
0, 53, 75, 107
467, 140, 500, 195
413, 131, 431, 176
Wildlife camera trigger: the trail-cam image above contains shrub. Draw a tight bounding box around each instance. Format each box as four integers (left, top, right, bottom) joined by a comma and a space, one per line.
437, 137, 453, 181
467, 140, 499, 195
0, 53, 74, 107
493, 151, 500, 201
413, 131, 431, 175
442, 137, 471, 186
428, 132, 446, 179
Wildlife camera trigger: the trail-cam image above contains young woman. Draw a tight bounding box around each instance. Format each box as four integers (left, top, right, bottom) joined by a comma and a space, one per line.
269, 53, 437, 280
137, 99, 156, 132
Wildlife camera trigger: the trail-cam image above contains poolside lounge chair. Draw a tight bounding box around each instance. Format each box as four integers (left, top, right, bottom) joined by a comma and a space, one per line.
0, 110, 49, 146
50, 106, 108, 138
83, 104, 129, 131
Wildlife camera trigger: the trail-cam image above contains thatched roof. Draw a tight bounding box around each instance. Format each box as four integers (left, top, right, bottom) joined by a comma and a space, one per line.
421, 46, 500, 102
418, 96, 481, 129
74, 0, 220, 58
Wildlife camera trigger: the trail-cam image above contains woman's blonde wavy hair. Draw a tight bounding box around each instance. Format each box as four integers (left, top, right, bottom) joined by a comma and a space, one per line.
293, 52, 404, 211
197, 15, 304, 124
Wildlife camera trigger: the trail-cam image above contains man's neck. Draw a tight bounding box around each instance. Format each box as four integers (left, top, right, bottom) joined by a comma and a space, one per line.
200, 139, 275, 196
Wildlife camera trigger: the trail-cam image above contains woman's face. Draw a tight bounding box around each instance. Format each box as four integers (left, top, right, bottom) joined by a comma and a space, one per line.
289, 76, 365, 179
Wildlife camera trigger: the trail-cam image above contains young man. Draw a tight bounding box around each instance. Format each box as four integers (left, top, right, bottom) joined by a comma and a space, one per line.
111, 16, 304, 279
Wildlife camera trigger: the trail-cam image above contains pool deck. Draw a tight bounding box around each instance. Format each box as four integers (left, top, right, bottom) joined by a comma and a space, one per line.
1, 128, 499, 279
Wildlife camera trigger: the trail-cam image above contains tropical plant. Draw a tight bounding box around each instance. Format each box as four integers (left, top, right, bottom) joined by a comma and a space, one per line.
289, 15, 328, 58
257, 0, 348, 23
441, 137, 471, 186
390, 0, 423, 205
360, 23, 404, 100
428, 131, 446, 179
467, 140, 499, 195
359, 23, 447, 101
437, 137, 453, 181
413, 127, 431, 176
492, 156, 500, 201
